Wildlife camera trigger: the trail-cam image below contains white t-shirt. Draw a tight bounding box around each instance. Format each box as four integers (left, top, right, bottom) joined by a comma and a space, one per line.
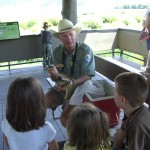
2, 118, 56, 150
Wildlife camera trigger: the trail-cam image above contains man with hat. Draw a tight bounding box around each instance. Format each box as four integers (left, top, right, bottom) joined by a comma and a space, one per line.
41, 22, 52, 68
46, 19, 95, 127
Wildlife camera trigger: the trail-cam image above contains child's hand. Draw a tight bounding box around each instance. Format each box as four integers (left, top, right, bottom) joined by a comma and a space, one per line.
54, 84, 65, 93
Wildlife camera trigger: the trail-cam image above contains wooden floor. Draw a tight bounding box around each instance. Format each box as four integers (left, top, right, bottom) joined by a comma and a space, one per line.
0, 65, 67, 150
0, 65, 124, 150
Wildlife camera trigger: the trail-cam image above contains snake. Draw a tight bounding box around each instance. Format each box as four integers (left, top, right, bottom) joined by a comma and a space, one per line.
46, 64, 77, 101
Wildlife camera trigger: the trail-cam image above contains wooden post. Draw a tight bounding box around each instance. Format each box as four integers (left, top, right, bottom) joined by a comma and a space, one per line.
61, 0, 77, 25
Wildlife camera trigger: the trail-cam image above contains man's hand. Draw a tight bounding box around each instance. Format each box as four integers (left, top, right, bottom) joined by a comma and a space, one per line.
47, 65, 59, 80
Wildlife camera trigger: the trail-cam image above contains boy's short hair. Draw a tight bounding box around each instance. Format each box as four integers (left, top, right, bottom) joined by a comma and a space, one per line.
115, 72, 149, 107
43, 22, 51, 29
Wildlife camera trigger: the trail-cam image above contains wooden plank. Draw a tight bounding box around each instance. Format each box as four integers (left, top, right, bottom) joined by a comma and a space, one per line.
0, 66, 68, 150
0, 66, 125, 150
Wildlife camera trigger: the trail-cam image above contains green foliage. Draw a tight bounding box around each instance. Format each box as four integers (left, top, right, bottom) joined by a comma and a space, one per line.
27, 20, 37, 28
117, 4, 150, 9
19, 20, 38, 30
83, 20, 101, 29
0, 58, 43, 70
137, 4, 148, 9
123, 20, 130, 26
135, 16, 143, 23
19, 22, 28, 30
48, 18, 59, 26
123, 5, 131, 9
120, 16, 139, 27
17, 10, 146, 35
102, 16, 117, 23
123, 51, 144, 65
10, 58, 42, 64
94, 49, 144, 65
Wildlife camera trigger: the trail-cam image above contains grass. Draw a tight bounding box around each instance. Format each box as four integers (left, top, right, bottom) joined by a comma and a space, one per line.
0, 58, 43, 70
94, 49, 144, 66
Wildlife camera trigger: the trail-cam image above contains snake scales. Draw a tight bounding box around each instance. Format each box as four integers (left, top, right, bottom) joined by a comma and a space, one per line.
47, 65, 77, 101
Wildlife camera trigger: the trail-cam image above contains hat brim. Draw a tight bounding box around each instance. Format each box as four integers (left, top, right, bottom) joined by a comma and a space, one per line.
50, 25, 82, 39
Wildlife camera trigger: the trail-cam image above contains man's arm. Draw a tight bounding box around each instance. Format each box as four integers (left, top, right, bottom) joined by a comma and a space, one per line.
74, 74, 91, 86
47, 65, 59, 81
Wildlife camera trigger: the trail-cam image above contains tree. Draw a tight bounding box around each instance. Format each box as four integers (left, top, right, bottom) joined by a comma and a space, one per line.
61, 0, 77, 25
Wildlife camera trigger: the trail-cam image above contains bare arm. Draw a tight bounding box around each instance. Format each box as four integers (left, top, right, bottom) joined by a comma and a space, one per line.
48, 139, 59, 150
3, 135, 9, 148
112, 128, 125, 150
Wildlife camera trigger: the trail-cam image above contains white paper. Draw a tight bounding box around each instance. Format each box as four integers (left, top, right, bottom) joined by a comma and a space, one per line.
46, 78, 56, 87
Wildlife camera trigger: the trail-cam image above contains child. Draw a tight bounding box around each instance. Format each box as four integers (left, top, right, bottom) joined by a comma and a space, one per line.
41, 22, 52, 68
2, 77, 59, 150
114, 72, 150, 150
142, 9, 150, 68
64, 102, 110, 150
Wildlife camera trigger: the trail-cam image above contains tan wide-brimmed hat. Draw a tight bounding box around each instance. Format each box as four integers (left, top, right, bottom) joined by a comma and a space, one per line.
50, 19, 82, 38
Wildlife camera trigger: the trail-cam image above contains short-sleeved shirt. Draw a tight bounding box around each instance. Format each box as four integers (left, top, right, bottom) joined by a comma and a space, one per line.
125, 106, 150, 150
41, 30, 52, 44
143, 9, 150, 50
52, 42, 95, 79
2, 118, 56, 150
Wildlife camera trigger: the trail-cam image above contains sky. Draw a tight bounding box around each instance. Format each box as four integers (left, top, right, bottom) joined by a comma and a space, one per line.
0, 0, 150, 22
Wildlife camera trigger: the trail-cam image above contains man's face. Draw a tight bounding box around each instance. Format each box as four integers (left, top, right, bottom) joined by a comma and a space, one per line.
59, 29, 77, 50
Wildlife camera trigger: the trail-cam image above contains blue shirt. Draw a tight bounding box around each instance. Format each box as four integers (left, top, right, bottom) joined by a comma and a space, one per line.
41, 30, 52, 44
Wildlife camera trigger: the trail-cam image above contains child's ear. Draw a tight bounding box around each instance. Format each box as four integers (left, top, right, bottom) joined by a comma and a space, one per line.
120, 96, 127, 105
